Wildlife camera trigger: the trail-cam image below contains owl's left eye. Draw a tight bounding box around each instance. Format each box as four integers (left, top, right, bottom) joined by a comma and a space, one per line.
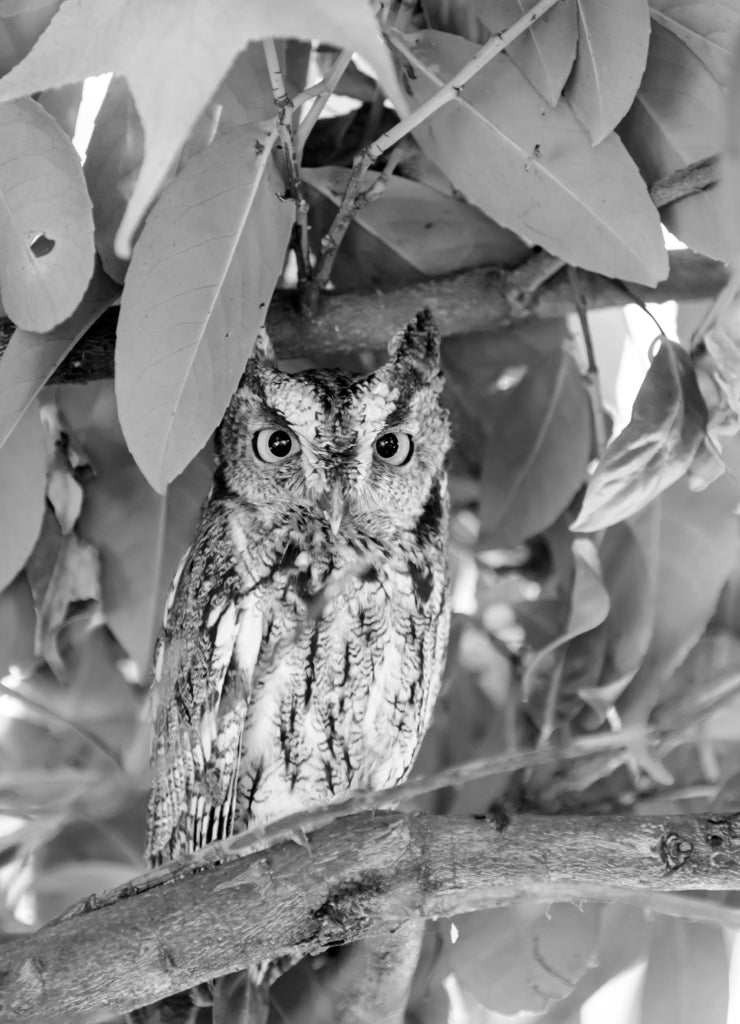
374, 431, 414, 466
253, 428, 299, 463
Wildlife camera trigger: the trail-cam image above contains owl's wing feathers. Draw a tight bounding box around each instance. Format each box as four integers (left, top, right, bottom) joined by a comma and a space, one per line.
145, 512, 266, 864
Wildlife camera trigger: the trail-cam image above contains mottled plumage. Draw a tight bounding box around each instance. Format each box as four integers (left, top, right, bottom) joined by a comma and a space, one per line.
140, 310, 451, 1019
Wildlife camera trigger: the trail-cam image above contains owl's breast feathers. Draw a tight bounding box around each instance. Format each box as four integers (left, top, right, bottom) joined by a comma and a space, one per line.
146, 476, 449, 865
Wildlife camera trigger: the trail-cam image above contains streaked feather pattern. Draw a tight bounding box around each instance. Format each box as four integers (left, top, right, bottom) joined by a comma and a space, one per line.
137, 311, 451, 1021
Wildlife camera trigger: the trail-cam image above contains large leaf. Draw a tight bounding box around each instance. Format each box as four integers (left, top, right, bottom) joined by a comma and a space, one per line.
649, 0, 740, 85
473, 0, 578, 105
0, 97, 94, 331
565, 0, 650, 143
0, 0, 401, 255
478, 347, 591, 549
572, 340, 708, 533
639, 918, 728, 1024
304, 166, 528, 290
618, 444, 740, 723
83, 77, 144, 284
0, 265, 120, 452
115, 122, 293, 491
0, 400, 45, 591
450, 903, 601, 1014
58, 382, 212, 676
389, 29, 668, 284
619, 20, 727, 260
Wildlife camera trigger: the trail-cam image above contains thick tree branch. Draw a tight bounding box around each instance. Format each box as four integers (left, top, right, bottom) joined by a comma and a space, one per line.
0, 250, 726, 385
2, 809, 740, 1022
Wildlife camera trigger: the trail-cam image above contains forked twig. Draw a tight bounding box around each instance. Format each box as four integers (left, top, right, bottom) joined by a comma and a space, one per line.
263, 39, 311, 280
303, 0, 563, 312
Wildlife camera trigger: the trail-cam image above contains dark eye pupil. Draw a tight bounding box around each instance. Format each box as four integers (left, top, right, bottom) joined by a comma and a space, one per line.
376, 433, 399, 458
268, 430, 292, 457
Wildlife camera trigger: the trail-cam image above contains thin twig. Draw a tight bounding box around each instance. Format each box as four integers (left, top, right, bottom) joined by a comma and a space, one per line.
295, 49, 354, 159
263, 39, 310, 280
303, 0, 563, 311
650, 155, 719, 209
568, 265, 607, 456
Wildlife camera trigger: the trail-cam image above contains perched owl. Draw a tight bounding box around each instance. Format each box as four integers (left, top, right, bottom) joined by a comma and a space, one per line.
136, 310, 451, 1022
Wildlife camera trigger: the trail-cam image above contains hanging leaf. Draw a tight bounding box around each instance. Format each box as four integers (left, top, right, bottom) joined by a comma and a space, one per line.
473, 0, 578, 105
115, 122, 293, 491
478, 347, 591, 549
304, 166, 528, 290
572, 339, 708, 533
619, 21, 726, 260
0, 98, 94, 331
0, 400, 46, 592
389, 29, 668, 285
0, 265, 120, 452
0, 0, 402, 255
565, 0, 650, 143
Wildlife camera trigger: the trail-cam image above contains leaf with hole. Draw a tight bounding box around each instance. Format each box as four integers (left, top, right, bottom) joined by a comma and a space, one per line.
572, 339, 708, 533
0, 0, 402, 255
0, 98, 94, 331
389, 28, 668, 284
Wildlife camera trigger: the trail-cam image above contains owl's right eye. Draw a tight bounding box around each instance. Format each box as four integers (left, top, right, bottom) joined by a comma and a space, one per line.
252, 428, 299, 463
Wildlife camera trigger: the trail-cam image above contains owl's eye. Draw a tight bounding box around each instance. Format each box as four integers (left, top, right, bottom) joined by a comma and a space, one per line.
253, 428, 299, 463
374, 431, 414, 466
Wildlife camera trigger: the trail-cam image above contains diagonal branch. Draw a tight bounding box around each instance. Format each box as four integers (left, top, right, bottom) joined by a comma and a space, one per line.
2, 809, 740, 1022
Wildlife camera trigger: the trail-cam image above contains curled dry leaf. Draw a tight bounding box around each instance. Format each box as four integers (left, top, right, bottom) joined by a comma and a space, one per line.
572, 338, 708, 533
25, 512, 102, 678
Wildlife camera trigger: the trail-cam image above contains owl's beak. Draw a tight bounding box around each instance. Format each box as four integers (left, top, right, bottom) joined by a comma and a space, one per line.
321, 483, 345, 536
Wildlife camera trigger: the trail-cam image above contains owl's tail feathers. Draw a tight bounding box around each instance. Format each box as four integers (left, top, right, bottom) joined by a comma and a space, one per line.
127, 974, 268, 1024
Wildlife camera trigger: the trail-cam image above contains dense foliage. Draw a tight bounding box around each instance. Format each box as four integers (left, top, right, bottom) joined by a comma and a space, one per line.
1, 1, 739, 1022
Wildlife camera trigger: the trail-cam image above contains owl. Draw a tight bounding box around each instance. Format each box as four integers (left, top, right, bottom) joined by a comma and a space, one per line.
136, 309, 451, 1022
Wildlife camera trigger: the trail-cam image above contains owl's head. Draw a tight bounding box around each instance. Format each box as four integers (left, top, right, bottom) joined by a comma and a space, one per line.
216, 310, 450, 544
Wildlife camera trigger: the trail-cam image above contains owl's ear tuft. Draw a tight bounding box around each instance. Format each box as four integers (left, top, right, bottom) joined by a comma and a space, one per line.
388, 308, 441, 382
253, 327, 276, 366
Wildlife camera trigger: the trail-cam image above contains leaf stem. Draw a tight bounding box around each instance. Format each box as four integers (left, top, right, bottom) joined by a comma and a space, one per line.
304, 0, 562, 312
262, 39, 310, 281
568, 265, 607, 456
